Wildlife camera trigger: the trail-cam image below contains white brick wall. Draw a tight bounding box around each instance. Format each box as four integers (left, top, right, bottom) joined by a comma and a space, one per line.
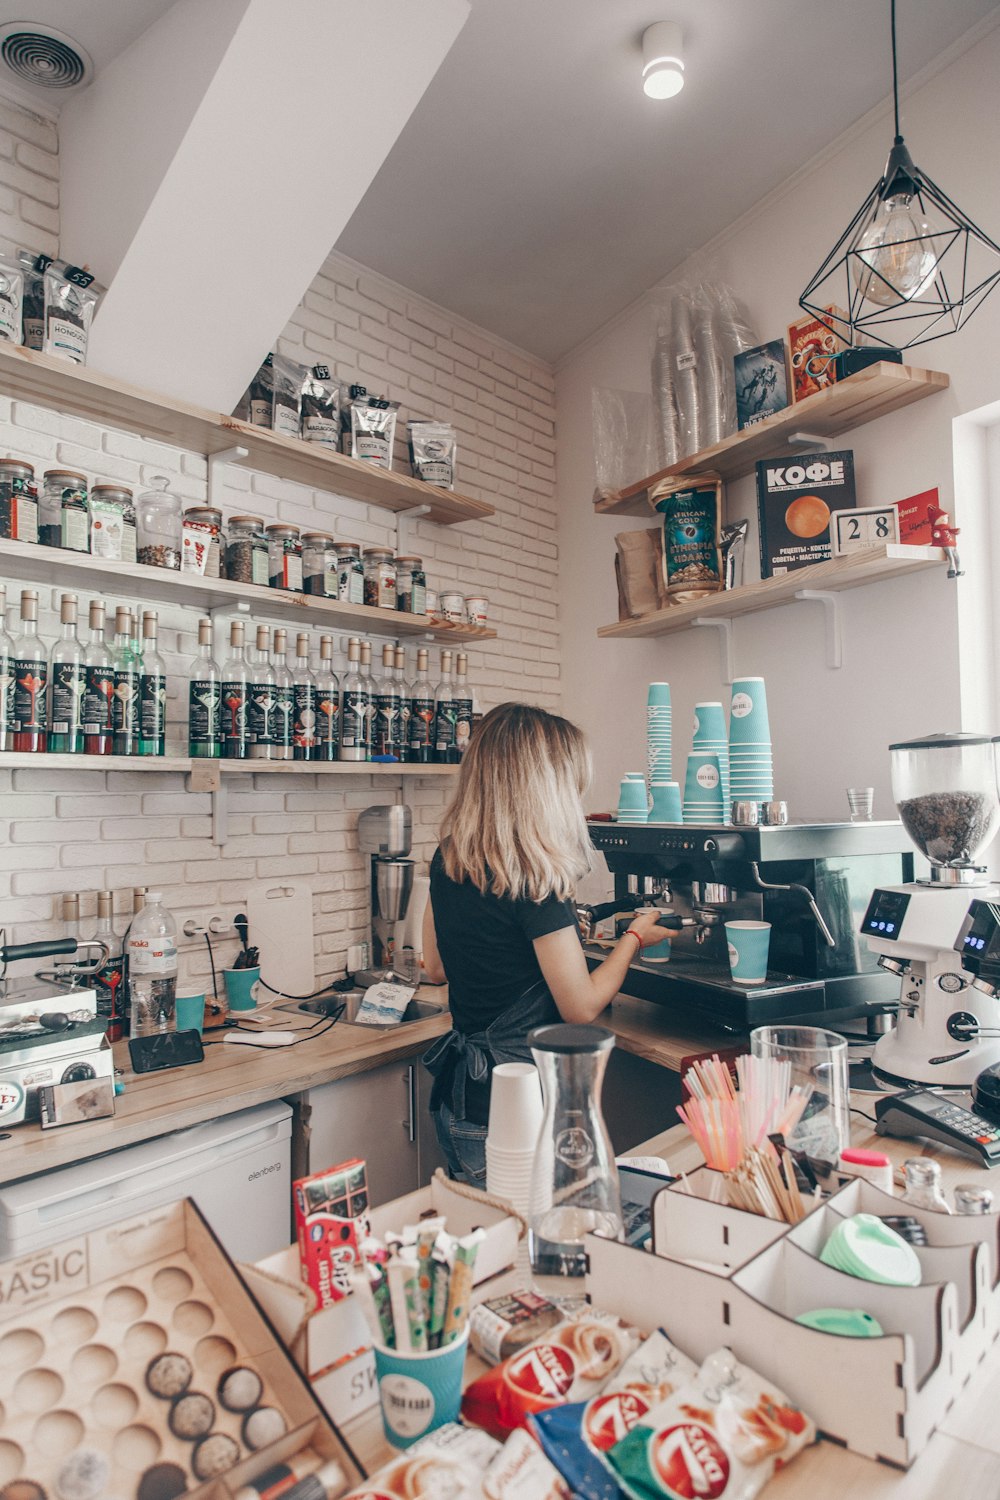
0, 101, 560, 990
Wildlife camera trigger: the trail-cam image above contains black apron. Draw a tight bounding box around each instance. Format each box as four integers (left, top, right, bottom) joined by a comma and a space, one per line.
422, 979, 559, 1120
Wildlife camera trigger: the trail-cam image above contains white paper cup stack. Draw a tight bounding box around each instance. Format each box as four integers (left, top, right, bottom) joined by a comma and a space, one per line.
486, 1062, 544, 1216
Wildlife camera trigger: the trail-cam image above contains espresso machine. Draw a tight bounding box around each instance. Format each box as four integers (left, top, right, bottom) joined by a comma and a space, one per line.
863, 734, 1000, 1088
356, 805, 415, 987
588, 817, 913, 1030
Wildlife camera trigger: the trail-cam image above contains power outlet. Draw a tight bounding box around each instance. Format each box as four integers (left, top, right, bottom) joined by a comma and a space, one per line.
181, 912, 235, 940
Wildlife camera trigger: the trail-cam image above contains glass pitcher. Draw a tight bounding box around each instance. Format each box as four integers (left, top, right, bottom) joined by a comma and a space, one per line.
527, 1023, 624, 1277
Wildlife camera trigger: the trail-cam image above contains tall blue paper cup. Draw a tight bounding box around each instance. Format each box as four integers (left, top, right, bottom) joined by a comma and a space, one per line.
650, 781, 682, 821
693, 702, 726, 743
373, 1330, 469, 1447
729, 677, 771, 743
725, 921, 771, 985
175, 994, 206, 1033
648, 682, 671, 706
683, 752, 723, 811
223, 966, 260, 1011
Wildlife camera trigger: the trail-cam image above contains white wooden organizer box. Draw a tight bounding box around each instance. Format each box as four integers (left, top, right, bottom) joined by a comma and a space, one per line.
584, 1168, 1000, 1469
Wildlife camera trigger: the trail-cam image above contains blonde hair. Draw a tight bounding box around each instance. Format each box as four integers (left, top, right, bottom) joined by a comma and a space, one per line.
439, 703, 593, 902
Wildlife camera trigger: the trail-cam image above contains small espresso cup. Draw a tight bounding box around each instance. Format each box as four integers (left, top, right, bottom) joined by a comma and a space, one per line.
725, 921, 771, 986
175, 993, 206, 1033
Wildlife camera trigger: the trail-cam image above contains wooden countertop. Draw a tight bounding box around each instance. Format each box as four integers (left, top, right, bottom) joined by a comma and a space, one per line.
0, 989, 717, 1188
0, 993, 453, 1185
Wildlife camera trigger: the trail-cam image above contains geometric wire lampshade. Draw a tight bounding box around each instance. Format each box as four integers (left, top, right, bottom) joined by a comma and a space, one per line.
800, 1, 1000, 350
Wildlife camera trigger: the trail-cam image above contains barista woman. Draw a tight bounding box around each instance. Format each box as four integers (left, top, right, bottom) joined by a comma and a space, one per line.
421, 702, 665, 1186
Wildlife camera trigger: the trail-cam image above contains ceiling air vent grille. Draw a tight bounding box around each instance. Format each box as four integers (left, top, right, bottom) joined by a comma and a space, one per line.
0, 24, 91, 90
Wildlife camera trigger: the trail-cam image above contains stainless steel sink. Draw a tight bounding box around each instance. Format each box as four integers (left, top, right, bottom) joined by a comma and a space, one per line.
277, 991, 444, 1028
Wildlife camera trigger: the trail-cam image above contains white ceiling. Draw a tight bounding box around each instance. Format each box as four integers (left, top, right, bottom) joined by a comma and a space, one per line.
2, 0, 998, 364
336, 0, 1000, 363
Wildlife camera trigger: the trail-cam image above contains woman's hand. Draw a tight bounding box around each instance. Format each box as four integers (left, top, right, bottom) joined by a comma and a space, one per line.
626, 908, 669, 949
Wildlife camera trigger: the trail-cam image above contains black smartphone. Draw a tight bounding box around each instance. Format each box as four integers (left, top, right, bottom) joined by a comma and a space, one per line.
128, 1029, 205, 1074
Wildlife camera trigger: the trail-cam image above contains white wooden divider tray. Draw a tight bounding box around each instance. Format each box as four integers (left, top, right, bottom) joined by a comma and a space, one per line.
584, 1167, 1000, 1469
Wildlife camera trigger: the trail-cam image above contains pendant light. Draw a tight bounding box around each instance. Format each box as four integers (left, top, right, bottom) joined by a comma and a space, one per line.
799, 0, 1000, 354
642, 22, 684, 99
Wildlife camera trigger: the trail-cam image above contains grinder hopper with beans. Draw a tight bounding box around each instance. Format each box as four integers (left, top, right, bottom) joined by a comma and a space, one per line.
864, 733, 1000, 1088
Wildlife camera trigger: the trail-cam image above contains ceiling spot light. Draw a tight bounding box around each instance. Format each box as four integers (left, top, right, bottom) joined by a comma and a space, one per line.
642, 22, 684, 100
800, 0, 1000, 353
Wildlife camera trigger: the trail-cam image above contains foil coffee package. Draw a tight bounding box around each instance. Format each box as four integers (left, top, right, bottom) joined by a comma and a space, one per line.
18, 247, 45, 349
271, 353, 306, 438
0, 252, 23, 344
349, 391, 400, 469
408, 420, 457, 488
301, 364, 341, 446
650, 472, 724, 603
42, 259, 102, 365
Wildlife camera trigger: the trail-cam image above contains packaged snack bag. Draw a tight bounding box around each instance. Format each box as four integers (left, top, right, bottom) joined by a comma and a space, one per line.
604, 1349, 814, 1500
531, 1331, 698, 1500
483, 1428, 571, 1499
345, 1421, 499, 1499
461, 1313, 641, 1440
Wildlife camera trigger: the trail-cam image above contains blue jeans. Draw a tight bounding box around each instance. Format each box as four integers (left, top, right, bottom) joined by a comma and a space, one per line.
433, 1101, 487, 1189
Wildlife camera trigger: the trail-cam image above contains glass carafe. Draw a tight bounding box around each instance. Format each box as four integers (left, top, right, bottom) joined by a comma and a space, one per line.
528, 1023, 623, 1277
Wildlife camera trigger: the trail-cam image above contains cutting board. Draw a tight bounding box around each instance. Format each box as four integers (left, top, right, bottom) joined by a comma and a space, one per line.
246, 881, 315, 1000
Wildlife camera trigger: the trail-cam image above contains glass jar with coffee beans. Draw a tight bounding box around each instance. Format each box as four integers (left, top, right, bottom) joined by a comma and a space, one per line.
396, 555, 426, 614
267, 523, 303, 591
363, 547, 396, 609
225, 514, 269, 586
136, 476, 182, 570
41, 468, 87, 552
302, 531, 336, 597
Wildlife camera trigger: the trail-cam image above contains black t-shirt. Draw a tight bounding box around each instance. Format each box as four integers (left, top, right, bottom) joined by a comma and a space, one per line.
429, 847, 577, 1036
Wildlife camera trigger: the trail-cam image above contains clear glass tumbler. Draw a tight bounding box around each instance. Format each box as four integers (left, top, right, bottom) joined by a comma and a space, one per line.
749, 1024, 849, 1164
528, 1023, 624, 1277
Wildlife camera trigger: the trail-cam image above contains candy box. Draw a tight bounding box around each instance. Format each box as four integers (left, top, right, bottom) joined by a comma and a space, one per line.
294, 1158, 370, 1310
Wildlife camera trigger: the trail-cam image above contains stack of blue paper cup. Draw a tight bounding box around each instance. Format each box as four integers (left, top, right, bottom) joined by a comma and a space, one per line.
647, 683, 672, 784
728, 676, 773, 809
692, 702, 730, 819
682, 752, 724, 823
618, 773, 649, 824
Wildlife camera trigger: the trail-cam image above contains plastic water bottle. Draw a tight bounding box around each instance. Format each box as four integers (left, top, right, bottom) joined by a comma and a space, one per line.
127, 891, 178, 1036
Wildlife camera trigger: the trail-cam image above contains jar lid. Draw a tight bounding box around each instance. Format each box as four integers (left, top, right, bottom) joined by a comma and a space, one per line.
184, 505, 222, 522
93, 483, 134, 498
528, 1023, 615, 1054
335, 541, 361, 555
228, 513, 265, 528
44, 468, 87, 483
395, 555, 423, 567
302, 531, 334, 545
265, 523, 300, 538
0, 456, 33, 473
363, 547, 394, 560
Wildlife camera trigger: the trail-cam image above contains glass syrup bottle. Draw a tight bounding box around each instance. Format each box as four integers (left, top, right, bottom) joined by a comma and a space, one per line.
188, 617, 221, 758
12, 589, 48, 753
93, 889, 127, 1041
374, 641, 400, 758
0, 583, 13, 752
222, 619, 250, 760
49, 593, 86, 754
248, 623, 277, 760
112, 606, 140, 756
434, 649, 457, 764
138, 611, 166, 757
408, 647, 434, 764
271, 628, 294, 761
292, 631, 317, 762
359, 639, 376, 760
315, 634, 340, 762
395, 646, 411, 761
338, 636, 366, 762
83, 599, 114, 756
454, 650, 474, 758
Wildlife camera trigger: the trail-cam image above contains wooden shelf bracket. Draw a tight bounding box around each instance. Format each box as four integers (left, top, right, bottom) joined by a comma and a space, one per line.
794, 588, 843, 670
208, 443, 250, 510
692, 615, 735, 684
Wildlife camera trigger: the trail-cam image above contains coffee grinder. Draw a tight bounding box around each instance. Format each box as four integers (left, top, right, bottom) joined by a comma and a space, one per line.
356, 805, 415, 986
862, 734, 1000, 1087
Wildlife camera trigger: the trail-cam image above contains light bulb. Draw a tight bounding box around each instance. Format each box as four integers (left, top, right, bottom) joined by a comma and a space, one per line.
852, 192, 938, 307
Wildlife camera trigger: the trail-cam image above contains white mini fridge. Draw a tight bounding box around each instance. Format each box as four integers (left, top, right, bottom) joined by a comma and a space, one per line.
0, 1101, 293, 1264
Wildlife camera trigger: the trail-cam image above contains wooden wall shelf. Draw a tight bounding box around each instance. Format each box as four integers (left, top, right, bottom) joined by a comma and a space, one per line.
0, 537, 496, 643
0, 343, 495, 526
595, 363, 950, 516
597, 543, 946, 639
0, 753, 456, 778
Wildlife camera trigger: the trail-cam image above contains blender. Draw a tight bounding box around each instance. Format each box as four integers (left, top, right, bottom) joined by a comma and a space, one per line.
862, 734, 1000, 1087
